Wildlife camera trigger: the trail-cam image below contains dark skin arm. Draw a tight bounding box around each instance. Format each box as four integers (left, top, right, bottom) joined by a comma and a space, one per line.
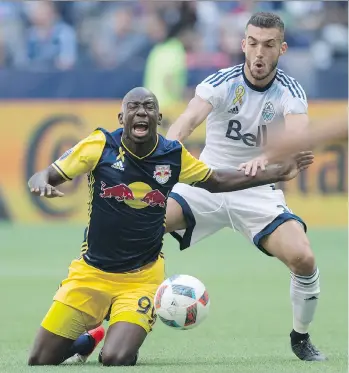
197, 154, 313, 193
28, 165, 66, 197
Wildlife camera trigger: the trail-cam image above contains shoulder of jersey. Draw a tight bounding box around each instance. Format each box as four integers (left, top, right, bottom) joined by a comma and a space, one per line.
94, 127, 122, 142
202, 64, 244, 88
156, 134, 182, 155
275, 68, 306, 100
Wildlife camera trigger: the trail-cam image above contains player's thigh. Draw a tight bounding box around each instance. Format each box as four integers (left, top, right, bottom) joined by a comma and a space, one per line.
101, 322, 146, 366
42, 300, 100, 339
166, 196, 187, 232
260, 220, 315, 274
228, 187, 314, 273
54, 258, 113, 322
29, 301, 98, 365
168, 183, 228, 249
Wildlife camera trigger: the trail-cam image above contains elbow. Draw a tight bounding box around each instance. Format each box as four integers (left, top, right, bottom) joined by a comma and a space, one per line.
201, 174, 223, 194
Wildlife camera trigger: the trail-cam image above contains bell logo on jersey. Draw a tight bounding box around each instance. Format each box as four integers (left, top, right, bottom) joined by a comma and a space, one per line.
233, 85, 245, 105
262, 101, 275, 123
226, 120, 268, 147
153, 165, 171, 184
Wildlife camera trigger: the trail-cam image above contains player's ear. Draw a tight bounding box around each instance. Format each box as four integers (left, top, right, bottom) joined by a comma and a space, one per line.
157, 113, 162, 126
280, 41, 288, 56
118, 113, 124, 127
241, 37, 246, 53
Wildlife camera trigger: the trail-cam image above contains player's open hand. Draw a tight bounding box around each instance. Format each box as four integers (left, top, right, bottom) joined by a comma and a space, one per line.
280, 151, 314, 181
28, 173, 64, 198
294, 150, 314, 171
238, 155, 269, 176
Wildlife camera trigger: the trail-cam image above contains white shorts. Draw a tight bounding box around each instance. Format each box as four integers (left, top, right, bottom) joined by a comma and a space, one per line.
169, 183, 306, 256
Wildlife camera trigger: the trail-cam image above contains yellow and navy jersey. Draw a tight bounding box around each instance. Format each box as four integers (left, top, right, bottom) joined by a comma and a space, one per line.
52, 128, 211, 273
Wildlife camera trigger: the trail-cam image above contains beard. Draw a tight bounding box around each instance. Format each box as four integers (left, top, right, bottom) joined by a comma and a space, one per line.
246, 57, 278, 81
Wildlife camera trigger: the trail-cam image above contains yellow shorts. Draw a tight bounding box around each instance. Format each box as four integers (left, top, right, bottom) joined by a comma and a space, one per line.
42, 255, 165, 339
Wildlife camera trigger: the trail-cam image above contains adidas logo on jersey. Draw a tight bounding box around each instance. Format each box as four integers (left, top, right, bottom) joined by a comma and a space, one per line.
228, 106, 239, 115
111, 160, 124, 171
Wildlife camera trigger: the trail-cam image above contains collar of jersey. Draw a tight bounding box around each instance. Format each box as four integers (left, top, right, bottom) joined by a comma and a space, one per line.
242, 63, 276, 92
121, 134, 159, 159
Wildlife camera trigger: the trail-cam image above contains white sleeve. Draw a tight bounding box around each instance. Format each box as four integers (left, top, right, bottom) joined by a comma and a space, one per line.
282, 83, 308, 116
195, 72, 228, 110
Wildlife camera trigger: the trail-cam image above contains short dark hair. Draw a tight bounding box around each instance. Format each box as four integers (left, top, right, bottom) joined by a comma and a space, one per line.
246, 12, 285, 34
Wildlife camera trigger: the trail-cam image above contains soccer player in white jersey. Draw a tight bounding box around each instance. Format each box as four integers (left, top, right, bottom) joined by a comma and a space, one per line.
165, 12, 327, 361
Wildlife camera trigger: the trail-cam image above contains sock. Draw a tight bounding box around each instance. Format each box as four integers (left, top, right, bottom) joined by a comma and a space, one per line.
64, 333, 95, 360
290, 329, 309, 344
290, 267, 320, 336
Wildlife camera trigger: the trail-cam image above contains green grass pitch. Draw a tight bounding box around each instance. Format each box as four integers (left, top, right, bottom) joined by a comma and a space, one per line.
0, 224, 347, 373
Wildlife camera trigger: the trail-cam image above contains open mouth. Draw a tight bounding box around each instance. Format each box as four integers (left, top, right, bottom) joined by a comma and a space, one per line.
255, 62, 264, 69
132, 121, 149, 137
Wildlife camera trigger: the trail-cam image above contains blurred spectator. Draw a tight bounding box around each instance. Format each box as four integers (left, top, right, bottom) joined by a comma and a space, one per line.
0, 2, 26, 68
87, 7, 150, 68
144, 19, 192, 110
25, 1, 77, 70
0, 0, 345, 99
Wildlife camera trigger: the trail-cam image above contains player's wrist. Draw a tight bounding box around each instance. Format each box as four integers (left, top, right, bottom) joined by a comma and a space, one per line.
265, 163, 285, 182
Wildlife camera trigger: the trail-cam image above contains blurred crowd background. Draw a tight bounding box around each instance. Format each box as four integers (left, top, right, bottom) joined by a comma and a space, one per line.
0, 0, 347, 101
0, 1, 347, 225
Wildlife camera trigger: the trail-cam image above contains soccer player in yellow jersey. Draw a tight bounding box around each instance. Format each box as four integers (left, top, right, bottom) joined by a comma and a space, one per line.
27, 87, 311, 366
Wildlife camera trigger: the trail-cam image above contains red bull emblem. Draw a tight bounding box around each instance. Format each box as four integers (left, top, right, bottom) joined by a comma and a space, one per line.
153, 165, 171, 184
141, 189, 166, 208
99, 182, 134, 201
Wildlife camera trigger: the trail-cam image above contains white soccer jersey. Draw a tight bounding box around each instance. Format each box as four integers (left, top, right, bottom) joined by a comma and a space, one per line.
196, 63, 308, 168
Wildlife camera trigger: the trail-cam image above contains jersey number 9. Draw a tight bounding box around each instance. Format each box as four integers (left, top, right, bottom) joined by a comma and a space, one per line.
137, 296, 157, 327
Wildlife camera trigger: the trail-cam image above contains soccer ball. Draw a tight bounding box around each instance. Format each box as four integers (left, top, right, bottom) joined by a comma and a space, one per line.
154, 274, 210, 330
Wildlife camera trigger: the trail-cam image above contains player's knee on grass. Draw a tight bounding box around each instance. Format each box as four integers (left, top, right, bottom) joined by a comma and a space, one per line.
101, 348, 137, 366
28, 350, 62, 366
28, 326, 75, 365
101, 321, 146, 366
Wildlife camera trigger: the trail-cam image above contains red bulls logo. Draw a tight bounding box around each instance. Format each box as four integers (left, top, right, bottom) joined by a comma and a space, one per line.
99, 182, 135, 201
153, 165, 171, 184
141, 189, 166, 208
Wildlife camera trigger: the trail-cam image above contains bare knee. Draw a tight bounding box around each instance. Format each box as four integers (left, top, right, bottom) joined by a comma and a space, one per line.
102, 350, 137, 366
28, 352, 58, 366
263, 221, 316, 276
28, 354, 41, 366
287, 240, 315, 275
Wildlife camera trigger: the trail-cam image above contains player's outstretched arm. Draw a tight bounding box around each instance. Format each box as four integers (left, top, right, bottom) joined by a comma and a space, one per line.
196, 157, 312, 193
166, 96, 212, 142
28, 165, 65, 198
28, 129, 106, 198
266, 120, 348, 163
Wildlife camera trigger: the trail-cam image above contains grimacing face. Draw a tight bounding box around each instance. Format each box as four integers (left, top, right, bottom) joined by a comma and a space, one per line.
242, 24, 287, 81
118, 90, 162, 144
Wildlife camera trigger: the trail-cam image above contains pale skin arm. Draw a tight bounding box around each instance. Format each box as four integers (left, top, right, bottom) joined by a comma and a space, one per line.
265, 119, 348, 163
239, 114, 312, 176
166, 95, 213, 141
